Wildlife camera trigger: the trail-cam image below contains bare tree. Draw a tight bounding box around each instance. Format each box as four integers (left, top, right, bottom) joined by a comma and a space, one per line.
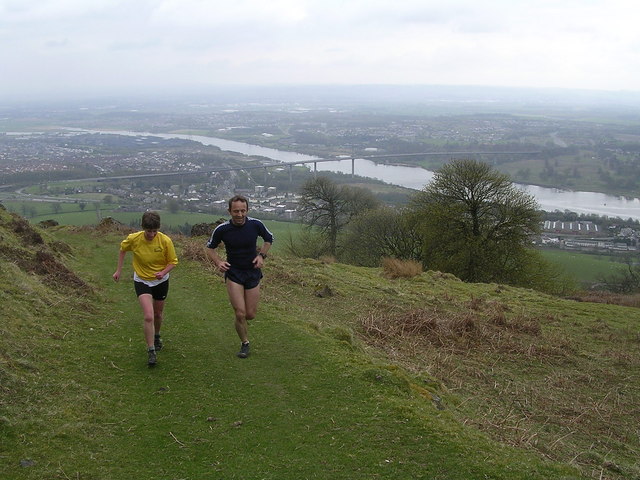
297, 177, 379, 256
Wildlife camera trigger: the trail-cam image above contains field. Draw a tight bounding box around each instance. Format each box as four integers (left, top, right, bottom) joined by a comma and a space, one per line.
539, 248, 629, 286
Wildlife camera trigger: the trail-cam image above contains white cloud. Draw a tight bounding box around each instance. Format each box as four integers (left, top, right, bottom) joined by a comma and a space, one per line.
150, 0, 309, 28
1, 0, 640, 98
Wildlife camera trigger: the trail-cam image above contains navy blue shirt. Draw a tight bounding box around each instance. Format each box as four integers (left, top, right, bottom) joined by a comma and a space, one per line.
206, 217, 274, 270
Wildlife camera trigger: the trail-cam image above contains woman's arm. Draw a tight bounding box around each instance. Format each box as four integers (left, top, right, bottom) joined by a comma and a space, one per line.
112, 250, 127, 282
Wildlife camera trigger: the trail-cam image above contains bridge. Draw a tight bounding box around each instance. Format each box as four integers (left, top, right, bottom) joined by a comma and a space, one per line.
78, 150, 541, 184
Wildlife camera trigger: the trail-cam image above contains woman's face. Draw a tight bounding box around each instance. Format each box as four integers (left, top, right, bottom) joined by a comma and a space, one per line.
144, 229, 158, 241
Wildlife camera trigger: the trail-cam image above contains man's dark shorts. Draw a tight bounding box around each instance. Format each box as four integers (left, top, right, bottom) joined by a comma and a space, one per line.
225, 267, 263, 290
134, 279, 169, 300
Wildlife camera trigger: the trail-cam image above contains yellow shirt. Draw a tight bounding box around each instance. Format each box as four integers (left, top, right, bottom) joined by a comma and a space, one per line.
120, 231, 178, 281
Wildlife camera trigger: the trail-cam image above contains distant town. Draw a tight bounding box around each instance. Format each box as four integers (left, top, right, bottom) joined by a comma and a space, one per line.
1, 99, 640, 253
0, 130, 331, 224
540, 220, 638, 253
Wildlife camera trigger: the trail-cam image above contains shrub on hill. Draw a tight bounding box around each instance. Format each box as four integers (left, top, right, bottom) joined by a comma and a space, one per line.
382, 257, 422, 279
190, 219, 226, 237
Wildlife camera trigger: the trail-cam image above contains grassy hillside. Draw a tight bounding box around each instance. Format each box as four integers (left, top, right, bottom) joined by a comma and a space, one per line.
1, 206, 638, 480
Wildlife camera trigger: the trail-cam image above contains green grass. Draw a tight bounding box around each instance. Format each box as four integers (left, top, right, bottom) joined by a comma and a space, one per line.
0, 229, 576, 480
2, 209, 639, 479
540, 248, 628, 285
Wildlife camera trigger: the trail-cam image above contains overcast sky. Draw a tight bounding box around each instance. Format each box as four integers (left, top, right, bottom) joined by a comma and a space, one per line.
2, 0, 639, 99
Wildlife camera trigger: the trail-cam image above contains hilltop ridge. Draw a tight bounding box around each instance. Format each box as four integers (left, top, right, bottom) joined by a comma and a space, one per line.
1, 206, 638, 479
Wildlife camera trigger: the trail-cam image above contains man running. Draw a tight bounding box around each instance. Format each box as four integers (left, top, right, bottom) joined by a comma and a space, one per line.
205, 195, 273, 358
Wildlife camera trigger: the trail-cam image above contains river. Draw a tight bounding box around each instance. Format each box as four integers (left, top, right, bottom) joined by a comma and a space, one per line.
73, 129, 640, 221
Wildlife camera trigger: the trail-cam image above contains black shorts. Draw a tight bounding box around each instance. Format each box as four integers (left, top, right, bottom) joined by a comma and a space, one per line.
225, 267, 263, 290
134, 279, 169, 300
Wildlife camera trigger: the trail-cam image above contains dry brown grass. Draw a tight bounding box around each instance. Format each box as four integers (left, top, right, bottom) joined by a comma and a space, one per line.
359, 303, 560, 358
177, 237, 223, 281
179, 236, 210, 263
355, 294, 639, 480
73, 217, 134, 236
567, 290, 640, 308
319, 255, 337, 264
381, 257, 423, 279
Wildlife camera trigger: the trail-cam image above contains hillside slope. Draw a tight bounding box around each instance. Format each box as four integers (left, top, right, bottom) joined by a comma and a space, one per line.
1, 206, 638, 480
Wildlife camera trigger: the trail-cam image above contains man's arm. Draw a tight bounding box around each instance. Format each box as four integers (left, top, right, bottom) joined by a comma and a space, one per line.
253, 242, 272, 268
205, 246, 230, 272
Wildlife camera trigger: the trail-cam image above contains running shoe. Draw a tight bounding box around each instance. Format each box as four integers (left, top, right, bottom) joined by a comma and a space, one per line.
237, 342, 250, 359
148, 348, 157, 366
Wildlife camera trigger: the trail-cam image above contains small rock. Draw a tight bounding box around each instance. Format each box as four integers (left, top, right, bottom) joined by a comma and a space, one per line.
432, 394, 445, 410
315, 285, 333, 298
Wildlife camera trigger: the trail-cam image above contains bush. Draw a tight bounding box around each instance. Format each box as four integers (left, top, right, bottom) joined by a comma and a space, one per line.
382, 257, 423, 279
340, 207, 423, 267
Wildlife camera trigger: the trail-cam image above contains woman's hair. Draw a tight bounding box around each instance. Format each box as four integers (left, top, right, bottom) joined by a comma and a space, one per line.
141, 211, 161, 230
228, 195, 249, 209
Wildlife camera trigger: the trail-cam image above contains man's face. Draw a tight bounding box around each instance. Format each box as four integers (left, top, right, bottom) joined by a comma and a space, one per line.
229, 200, 248, 226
